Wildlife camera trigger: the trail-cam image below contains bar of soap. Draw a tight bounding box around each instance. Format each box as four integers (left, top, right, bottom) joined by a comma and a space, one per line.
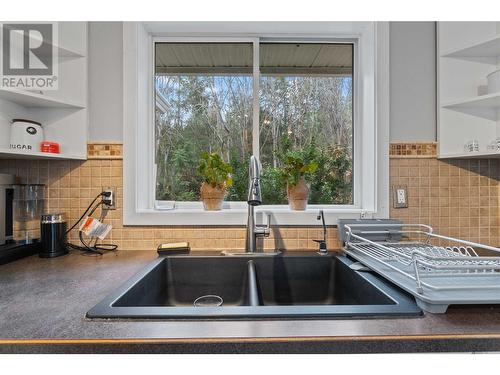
157, 242, 190, 254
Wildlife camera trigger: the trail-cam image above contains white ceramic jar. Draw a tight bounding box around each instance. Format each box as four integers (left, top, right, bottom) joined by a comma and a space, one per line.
9, 119, 44, 153
487, 69, 500, 94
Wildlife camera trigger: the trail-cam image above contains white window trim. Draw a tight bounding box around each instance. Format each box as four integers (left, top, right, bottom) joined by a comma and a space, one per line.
123, 22, 389, 226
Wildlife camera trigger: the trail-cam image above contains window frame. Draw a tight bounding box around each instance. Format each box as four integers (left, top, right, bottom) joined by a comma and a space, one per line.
123, 22, 389, 226
152, 36, 257, 211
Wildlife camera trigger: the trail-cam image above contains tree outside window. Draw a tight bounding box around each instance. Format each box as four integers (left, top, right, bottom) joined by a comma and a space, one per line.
154, 42, 353, 205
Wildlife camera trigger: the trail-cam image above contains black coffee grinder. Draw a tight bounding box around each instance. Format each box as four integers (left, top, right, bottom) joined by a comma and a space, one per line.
40, 213, 68, 258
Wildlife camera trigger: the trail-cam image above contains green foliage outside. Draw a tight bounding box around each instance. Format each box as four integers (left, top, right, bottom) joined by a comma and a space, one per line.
155, 75, 251, 201
260, 137, 352, 205
155, 74, 353, 205
225, 153, 250, 201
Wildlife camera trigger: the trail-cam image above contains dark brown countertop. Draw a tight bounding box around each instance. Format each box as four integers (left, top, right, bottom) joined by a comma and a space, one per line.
2, 250, 500, 353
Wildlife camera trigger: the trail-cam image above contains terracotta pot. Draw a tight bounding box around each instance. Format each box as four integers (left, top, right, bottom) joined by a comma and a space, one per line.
287, 176, 309, 211
200, 182, 225, 211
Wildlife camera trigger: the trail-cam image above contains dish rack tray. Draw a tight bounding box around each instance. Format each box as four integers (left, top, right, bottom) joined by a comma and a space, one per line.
343, 223, 500, 313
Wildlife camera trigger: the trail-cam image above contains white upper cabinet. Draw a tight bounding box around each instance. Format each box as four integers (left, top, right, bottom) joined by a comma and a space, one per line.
0, 22, 88, 160
438, 22, 500, 159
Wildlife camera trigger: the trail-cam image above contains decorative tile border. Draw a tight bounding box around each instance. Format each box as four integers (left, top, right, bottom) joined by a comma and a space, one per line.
89, 142, 437, 160
390, 142, 437, 158
87, 142, 123, 159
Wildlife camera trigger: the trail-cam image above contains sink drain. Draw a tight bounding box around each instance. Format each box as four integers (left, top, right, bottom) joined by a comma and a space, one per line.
193, 295, 224, 307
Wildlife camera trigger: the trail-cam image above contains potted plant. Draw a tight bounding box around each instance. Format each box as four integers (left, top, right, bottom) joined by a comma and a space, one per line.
197, 152, 233, 211
279, 151, 318, 211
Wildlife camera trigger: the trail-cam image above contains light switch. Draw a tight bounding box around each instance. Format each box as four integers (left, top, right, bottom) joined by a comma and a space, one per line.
393, 186, 408, 208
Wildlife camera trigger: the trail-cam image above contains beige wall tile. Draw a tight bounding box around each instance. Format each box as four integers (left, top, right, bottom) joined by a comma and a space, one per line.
2, 143, 499, 251
390, 156, 499, 247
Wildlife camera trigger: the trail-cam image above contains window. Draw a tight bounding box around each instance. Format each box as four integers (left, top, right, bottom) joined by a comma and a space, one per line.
154, 41, 353, 206
123, 22, 388, 226
259, 43, 353, 205
154, 42, 253, 202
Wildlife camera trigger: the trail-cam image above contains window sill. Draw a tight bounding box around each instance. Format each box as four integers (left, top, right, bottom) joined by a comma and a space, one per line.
125, 206, 372, 226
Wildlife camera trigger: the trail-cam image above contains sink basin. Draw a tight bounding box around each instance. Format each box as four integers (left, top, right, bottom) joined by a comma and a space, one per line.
113, 257, 253, 307
255, 256, 394, 306
87, 254, 421, 319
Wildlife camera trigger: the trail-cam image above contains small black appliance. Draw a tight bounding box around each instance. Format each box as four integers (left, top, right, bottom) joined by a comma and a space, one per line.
40, 213, 68, 258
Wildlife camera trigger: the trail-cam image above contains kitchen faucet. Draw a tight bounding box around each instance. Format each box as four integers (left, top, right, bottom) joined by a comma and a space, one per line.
245, 156, 270, 253
313, 210, 328, 254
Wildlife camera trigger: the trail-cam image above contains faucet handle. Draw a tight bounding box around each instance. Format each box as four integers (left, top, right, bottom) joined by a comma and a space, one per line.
313, 239, 328, 253
255, 213, 271, 237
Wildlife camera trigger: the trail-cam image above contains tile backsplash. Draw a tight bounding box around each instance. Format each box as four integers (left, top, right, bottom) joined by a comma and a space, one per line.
390, 157, 499, 247
0, 148, 341, 251
1, 142, 498, 251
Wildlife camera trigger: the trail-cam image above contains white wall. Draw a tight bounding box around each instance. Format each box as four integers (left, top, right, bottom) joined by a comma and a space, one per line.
87, 22, 437, 142
389, 22, 436, 141
88, 22, 123, 141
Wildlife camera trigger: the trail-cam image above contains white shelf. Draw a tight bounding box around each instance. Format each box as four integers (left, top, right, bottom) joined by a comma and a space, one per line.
0, 23, 88, 164
442, 34, 500, 62
441, 92, 500, 121
439, 151, 500, 159
0, 89, 85, 109
0, 148, 86, 160
438, 22, 500, 161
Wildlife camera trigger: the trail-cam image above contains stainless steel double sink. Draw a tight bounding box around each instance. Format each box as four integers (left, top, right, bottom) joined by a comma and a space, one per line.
87, 253, 421, 319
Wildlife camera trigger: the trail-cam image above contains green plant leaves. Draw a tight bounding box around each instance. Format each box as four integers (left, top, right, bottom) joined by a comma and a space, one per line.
262, 135, 352, 204
197, 152, 233, 188
276, 139, 319, 187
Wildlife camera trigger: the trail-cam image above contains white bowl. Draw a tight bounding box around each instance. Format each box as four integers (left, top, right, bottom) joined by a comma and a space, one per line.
487, 69, 500, 94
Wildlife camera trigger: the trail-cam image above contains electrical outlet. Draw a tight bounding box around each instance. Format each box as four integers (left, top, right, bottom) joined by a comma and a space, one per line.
393, 185, 408, 208
360, 210, 370, 219
102, 186, 116, 210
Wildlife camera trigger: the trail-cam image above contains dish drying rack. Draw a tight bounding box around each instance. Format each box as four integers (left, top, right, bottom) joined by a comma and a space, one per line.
343, 223, 500, 313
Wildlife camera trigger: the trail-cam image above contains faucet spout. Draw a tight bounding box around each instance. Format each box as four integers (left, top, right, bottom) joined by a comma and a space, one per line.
247, 155, 262, 206
245, 156, 269, 252
314, 210, 328, 254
